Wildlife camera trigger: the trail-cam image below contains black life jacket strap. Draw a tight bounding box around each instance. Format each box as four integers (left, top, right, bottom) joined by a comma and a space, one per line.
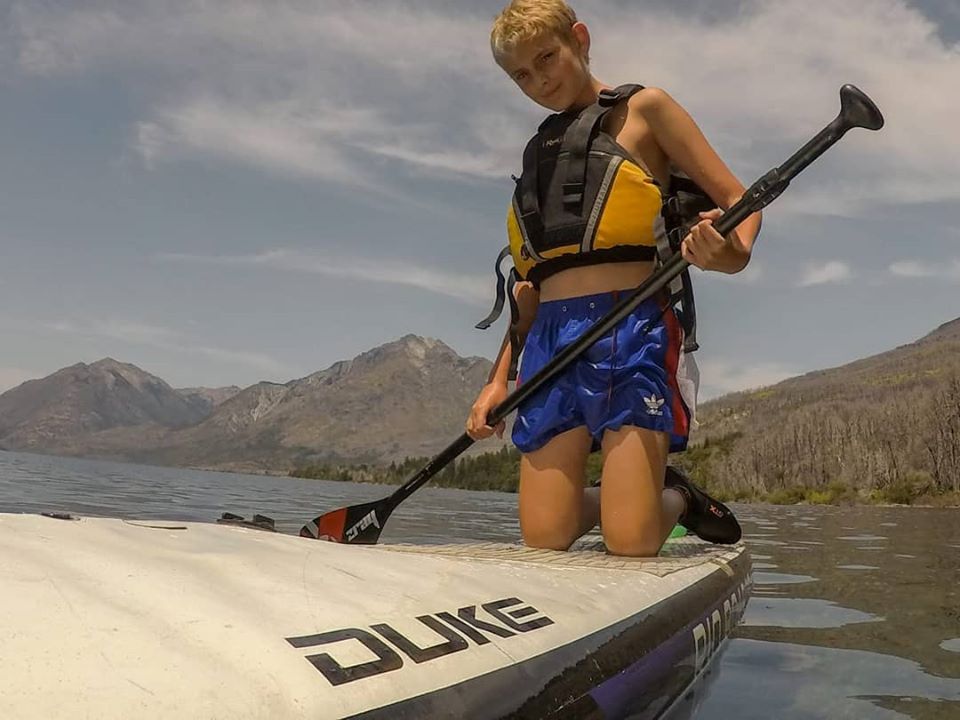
475, 245, 513, 330
598, 83, 646, 107
559, 102, 607, 208
659, 219, 696, 350
475, 246, 523, 381
506, 272, 522, 381
657, 171, 714, 353
518, 132, 542, 221
560, 84, 646, 210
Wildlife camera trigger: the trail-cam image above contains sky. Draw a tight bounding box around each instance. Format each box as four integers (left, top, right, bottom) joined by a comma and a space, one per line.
0, 0, 958, 400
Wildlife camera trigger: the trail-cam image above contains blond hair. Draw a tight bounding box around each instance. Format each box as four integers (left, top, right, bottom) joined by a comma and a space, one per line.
490, 0, 579, 64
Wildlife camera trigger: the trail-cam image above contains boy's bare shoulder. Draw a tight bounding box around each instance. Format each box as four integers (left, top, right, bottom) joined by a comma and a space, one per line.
626, 86, 672, 116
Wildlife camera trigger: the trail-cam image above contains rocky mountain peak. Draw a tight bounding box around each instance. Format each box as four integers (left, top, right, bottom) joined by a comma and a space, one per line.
399, 334, 441, 355
302, 336, 462, 386
87, 357, 167, 391
370, 334, 451, 360
0, 359, 208, 445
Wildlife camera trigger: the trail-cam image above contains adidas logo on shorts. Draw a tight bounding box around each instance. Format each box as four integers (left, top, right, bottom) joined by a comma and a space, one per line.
644, 394, 665, 416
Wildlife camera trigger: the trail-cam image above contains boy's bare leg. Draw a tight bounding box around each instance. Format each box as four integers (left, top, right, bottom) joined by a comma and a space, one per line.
599, 426, 684, 557
582, 484, 685, 539
518, 426, 596, 550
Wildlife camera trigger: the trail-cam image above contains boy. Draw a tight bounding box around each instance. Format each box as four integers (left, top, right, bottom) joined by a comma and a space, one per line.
467, 0, 760, 556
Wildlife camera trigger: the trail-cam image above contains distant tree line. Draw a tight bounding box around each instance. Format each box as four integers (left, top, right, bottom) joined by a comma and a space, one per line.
292, 446, 524, 493
291, 445, 610, 493
680, 372, 960, 506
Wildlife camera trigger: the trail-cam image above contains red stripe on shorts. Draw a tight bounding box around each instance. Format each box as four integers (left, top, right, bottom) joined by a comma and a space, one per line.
662, 307, 690, 439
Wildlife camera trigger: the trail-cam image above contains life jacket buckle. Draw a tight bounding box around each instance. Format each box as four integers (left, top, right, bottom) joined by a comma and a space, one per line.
562, 181, 584, 206
663, 195, 683, 219
598, 88, 620, 106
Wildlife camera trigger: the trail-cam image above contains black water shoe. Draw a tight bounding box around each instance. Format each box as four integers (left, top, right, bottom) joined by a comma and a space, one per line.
665, 466, 741, 544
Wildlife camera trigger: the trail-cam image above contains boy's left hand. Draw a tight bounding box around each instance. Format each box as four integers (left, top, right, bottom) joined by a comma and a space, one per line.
681, 208, 737, 272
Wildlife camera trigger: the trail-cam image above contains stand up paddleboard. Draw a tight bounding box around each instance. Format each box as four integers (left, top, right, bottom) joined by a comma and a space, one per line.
0, 512, 750, 719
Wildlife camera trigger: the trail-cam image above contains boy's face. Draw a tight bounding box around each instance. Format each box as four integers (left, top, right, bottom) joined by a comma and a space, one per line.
499, 31, 589, 112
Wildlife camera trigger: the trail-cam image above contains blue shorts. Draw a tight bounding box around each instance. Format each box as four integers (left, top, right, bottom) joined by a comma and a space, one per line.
512, 290, 691, 454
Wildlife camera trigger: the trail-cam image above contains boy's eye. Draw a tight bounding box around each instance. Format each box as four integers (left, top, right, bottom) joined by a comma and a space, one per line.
515, 71, 529, 81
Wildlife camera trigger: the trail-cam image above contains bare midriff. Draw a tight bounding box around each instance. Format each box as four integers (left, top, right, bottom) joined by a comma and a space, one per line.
538, 260, 656, 302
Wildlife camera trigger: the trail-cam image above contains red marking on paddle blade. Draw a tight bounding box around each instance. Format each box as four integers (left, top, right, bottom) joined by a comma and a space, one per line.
300, 509, 347, 542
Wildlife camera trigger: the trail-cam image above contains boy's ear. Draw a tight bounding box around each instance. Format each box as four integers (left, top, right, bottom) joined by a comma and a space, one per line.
571, 21, 591, 61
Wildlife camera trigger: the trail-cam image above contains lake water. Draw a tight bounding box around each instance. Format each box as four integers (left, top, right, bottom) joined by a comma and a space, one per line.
1, 449, 958, 719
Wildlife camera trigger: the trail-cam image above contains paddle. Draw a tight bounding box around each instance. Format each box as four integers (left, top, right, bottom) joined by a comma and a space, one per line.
300, 84, 884, 544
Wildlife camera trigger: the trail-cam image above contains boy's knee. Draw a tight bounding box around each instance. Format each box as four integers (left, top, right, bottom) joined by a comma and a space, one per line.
603, 530, 662, 558
522, 525, 577, 551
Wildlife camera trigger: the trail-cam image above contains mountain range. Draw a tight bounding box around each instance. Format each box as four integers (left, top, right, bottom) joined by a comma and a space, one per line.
0, 335, 499, 472
1, 321, 958, 495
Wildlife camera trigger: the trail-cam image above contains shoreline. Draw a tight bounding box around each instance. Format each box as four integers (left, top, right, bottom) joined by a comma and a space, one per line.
3, 447, 957, 508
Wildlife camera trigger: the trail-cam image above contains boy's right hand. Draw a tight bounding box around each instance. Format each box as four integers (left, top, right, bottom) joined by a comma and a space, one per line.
466, 382, 509, 440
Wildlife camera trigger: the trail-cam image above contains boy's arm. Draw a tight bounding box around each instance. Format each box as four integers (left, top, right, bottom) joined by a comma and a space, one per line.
486, 280, 540, 386
633, 88, 762, 273
468, 281, 539, 439
487, 332, 514, 385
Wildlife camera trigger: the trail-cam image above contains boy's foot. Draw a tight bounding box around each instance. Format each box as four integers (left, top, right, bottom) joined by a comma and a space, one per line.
664, 466, 741, 544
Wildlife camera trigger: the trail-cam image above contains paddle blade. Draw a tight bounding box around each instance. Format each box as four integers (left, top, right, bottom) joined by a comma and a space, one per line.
299, 499, 392, 544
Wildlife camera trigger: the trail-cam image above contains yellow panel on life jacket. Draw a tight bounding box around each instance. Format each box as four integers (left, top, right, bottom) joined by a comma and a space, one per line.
592, 160, 663, 253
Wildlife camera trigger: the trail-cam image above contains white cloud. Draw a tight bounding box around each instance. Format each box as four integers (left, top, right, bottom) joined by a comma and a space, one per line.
363, 142, 509, 181
10, 0, 960, 215
136, 98, 511, 191
0, 367, 39, 393
45, 318, 290, 376
10, 1, 522, 189
157, 249, 493, 306
696, 357, 799, 400
798, 260, 853, 287
890, 260, 937, 278
889, 258, 960, 281
135, 101, 377, 187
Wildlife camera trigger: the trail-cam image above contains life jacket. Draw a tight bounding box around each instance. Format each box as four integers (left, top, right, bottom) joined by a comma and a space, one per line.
477, 84, 713, 377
